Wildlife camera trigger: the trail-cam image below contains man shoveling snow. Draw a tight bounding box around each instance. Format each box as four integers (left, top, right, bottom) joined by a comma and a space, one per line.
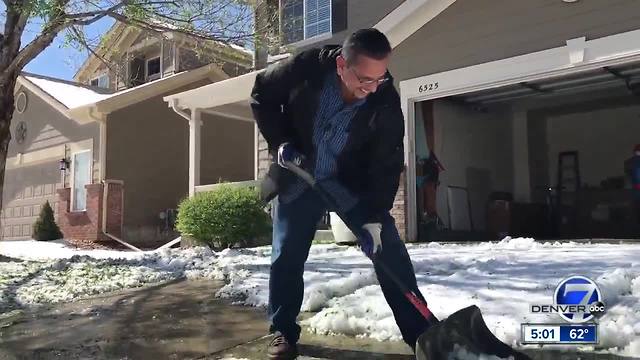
250, 28, 529, 360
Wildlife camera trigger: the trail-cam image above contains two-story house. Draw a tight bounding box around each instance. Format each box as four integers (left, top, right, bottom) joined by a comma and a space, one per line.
164, 0, 640, 243
74, 21, 250, 91
4, 21, 255, 248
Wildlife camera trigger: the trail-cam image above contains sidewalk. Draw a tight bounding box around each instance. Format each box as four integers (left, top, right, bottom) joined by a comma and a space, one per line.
0, 279, 267, 359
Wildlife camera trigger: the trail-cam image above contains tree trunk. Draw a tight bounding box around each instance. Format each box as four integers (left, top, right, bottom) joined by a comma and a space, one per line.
253, 0, 279, 70
0, 72, 18, 239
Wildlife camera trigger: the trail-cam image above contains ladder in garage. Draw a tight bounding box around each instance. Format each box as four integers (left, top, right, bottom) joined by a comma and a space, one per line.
556, 151, 581, 236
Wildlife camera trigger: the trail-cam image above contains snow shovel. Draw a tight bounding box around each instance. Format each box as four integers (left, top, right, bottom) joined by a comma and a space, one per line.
284, 162, 531, 360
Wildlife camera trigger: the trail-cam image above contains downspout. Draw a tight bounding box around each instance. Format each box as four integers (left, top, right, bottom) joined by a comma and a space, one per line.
152, 98, 194, 251
169, 98, 190, 121
88, 107, 142, 252
160, 37, 164, 79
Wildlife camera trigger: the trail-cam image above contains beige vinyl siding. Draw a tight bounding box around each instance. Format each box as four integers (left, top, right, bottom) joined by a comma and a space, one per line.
391, 0, 640, 82
4, 86, 101, 240
105, 81, 254, 244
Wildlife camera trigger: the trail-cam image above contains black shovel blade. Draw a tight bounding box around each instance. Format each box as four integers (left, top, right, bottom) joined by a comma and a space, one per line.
415, 305, 531, 360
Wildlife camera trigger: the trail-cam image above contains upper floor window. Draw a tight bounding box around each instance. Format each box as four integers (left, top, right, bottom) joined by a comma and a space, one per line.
146, 57, 161, 81
90, 74, 109, 89
281, 0, 332, 45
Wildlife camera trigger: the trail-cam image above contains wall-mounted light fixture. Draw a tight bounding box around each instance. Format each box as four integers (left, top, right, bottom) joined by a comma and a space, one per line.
59, 158, 70, 171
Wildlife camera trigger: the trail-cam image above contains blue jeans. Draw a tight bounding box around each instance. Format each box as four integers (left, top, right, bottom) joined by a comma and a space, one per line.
268, 188, 433, 348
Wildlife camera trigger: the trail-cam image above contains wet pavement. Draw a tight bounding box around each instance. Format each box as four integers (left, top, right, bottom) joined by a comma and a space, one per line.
212, 331, 640, 360
0, 279, 267, 360
0, 279, 637, 360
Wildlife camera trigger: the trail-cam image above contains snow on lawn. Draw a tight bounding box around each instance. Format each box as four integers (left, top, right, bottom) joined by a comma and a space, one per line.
1, 238, 639, 357
0, 240, 242, 312
210, 237, 640, 357
0, 239, 153, 260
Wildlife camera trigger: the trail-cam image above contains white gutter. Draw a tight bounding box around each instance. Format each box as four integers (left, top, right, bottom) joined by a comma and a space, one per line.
169, 98, 191, 121
205, 110, 254, 122
162, 70, 260, 110
156, 236, 182, 250
375, 0, 457, 48
160, 38, 164, 80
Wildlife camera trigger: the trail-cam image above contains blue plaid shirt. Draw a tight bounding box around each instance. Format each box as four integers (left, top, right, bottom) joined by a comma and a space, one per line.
279, 71, 366, 212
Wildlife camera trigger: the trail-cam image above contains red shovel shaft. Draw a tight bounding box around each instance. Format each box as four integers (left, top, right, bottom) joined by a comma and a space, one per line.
283, 162, 437, 324
374, 257, 434, 321
407, 292, 433, 320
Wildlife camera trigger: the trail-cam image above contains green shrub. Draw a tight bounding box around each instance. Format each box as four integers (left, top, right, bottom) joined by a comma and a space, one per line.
176, 185, 272, 249
32, 200, 63, 241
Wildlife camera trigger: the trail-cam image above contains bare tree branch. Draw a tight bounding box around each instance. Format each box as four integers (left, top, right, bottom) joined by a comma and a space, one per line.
64, 1, 181, 22
0, 0, 265, 226
69, 10, 122, 26
146, 9, 196, 25
3, 0, 262, 73
69, 25, 118, 77
5, 0, 72, 74
64, 1, 127, 21
106, 10, 253, 43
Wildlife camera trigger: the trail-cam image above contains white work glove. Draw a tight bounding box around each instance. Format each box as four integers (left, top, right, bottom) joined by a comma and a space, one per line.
277, 142, 305, 169
359, 223, 383, 258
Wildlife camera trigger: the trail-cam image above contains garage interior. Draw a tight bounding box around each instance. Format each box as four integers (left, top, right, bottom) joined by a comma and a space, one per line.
415, 60, 640, 241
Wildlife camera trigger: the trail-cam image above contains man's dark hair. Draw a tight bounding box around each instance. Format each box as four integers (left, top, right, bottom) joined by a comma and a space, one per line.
342, 28, 392, 65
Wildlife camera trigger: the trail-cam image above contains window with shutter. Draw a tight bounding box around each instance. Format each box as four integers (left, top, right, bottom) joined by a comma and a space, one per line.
331, 0, 347, 34
282, 0, 304, 44
281, 0, 337, 45
146, 57, 161, 81
304, 0, 331, 39
90, 74, 109, 89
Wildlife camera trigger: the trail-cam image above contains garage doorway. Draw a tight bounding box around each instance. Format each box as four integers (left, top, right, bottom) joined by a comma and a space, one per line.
414, 63, 640, 241
401, 30, 640, 242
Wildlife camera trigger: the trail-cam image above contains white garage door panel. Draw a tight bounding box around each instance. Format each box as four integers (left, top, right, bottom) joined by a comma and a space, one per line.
2, 196, 58, 240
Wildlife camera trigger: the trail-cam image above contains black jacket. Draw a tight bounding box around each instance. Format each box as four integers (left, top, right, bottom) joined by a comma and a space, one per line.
250, 45, 405, 223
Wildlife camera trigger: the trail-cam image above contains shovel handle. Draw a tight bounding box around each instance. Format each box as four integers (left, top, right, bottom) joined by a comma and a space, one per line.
375, 259, 434, 321
285, 162, 435, 323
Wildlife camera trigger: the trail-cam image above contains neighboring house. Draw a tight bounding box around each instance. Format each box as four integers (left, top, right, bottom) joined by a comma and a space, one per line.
74, 21, 251, 90
3, 22, 255, 247
165, 0, 640, 243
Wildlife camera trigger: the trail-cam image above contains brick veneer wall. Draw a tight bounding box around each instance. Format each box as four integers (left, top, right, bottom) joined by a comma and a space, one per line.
391, 170, 408, 241
257, 134, 270, 180
104, 182, 124, 239
56, 182, 124, 246
256, 133, 409, 240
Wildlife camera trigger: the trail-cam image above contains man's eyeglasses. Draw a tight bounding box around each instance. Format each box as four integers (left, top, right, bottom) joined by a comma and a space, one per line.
347, 67, 389, 86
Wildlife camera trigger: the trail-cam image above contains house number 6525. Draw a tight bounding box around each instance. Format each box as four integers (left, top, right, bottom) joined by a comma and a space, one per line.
418, 82, 439, 93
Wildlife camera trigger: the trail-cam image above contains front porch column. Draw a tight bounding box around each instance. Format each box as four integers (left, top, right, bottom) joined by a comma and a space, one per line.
189, 109, 202, 197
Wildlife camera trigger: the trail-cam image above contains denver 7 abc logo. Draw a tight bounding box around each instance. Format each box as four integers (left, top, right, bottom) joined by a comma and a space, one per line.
532, 275, 606, 323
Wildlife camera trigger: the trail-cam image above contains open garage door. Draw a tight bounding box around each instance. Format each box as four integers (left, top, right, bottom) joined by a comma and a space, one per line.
415, 60, 640, 241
